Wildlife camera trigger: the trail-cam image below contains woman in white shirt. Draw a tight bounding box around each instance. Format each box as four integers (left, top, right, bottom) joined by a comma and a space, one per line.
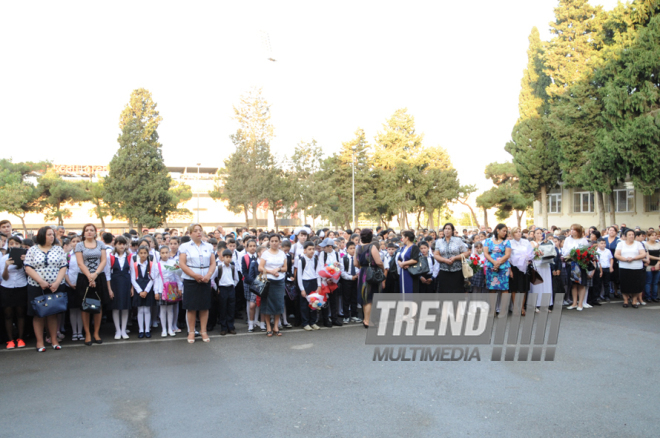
615, 229, 646, 308
258, 233, 288, 337
0, 236, 28, 349
179, 224, 216, 343
561, 224, 590, 311
508, 227, 533, 314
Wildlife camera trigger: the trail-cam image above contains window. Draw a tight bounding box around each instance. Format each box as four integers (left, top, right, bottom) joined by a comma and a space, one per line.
605, 189, 635, 213
573, 192, 594, 213
645, 192, 660, 212
548, 193, 562, 214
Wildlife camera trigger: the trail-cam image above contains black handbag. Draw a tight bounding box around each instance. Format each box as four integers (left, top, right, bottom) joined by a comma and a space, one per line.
31, 290, 68, 318
365, 245, 385, 284
81, 288, 102, 314
250, 275, 270, 298
527, 265, 544, 285
408, 256, 430, 277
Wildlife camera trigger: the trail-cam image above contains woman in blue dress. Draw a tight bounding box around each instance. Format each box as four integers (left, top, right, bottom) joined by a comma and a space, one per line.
396, 231, 421, 294
484, 224, 512, 292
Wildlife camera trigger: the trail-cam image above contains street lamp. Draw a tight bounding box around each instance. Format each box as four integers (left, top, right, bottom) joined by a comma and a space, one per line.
196, 163, 201, 223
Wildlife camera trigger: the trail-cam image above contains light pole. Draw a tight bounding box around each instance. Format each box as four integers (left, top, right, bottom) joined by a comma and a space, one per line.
352, 147, 356, 231
196, 163, 201, 223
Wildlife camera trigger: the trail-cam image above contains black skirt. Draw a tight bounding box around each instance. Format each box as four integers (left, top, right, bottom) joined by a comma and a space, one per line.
436, 270, 465, 293
76, 272, 109, 310
133, 290, 156, 307
509, 267, 530, 293
0, 285, 28, 308
182, 279, 212, 311
619, 268, 645, 297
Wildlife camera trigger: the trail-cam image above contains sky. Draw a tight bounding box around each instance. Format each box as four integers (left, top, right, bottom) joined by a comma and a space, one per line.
0, 0, 620, 192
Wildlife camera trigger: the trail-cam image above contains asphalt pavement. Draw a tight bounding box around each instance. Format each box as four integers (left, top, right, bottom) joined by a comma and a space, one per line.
1, 301, 659, 438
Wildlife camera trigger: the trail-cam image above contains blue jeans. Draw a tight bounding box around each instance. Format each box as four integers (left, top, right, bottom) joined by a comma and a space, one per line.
645, 270, 660, 301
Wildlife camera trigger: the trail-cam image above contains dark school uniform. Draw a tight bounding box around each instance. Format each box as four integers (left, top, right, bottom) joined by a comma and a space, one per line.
110, 253, 132, 310
340, 254, 359, 318
132, 261, 156, 307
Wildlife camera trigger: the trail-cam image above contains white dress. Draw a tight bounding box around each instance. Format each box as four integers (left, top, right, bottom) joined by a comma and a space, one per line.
530, 241, 553, 306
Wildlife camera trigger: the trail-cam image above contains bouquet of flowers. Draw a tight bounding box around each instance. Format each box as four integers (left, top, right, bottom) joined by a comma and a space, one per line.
318, 264, 341, 293
467, 254, 483, 273
533, 248, 544, 260
568, 246, 598, 271
307, 292, 327, 310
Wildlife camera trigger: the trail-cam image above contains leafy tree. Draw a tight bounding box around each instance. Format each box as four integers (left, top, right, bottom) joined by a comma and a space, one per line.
119, 88, 163, 143
476, 162, 533, 229
80, 180, 111, 228
210, 88, 275, 227
105, 119, 175, 230
505, 27, 559, 228
0, 160, 48, 233
456, 185, 480, 229
289, 139, 323, 226
36, 170, 87, 226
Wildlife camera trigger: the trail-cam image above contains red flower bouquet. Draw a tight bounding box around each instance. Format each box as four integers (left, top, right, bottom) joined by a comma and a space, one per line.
568, 246, 598, 271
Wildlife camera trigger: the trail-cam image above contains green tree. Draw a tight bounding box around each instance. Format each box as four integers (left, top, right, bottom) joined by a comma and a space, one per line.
36, 170, 87, 226
289, 139, 323, 226
80, 180, 111, 228
210, 88, 275, 227
505, 27, 559, 228
105, 119, 175, 230
456, 184, 480, 229
168, 181, 193, 224
119, 88, 163, 143
0, 159, 48, 233
476, 162, 533, 228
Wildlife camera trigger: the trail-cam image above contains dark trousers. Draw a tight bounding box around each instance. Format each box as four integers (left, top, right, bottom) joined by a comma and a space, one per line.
284, 281, 301, 326
419, 274, 434, 293
327, 283, 341, 324
601, 269, 611, 298
300, 279, 319, 327
588, 272, 601, 304
218, 285, 236, 331
234, 280, 245, 319
341, 279, 358, 318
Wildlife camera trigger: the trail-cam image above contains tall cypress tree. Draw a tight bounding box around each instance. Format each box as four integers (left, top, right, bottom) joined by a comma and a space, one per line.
505, 27, 559, 228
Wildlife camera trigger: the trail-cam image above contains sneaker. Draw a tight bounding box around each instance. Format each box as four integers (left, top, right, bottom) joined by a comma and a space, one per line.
6, 340, 15, 350
303, 325, 313, 331
16, 339, 25, 348
343, 318, 350, 324
351, 317, 363, 323
311, 324, 320, 330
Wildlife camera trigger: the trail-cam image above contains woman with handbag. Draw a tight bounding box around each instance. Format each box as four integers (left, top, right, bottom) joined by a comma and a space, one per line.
530, 229, 553, 313
355, 228, 384, 328
396, 230, 421, 294
258, 234, 287, 337
24, 226, 68, 352
433, 223, 470, 293
179, 223, 216, 344
75, 224, 110, 346
483, 224, 512, 309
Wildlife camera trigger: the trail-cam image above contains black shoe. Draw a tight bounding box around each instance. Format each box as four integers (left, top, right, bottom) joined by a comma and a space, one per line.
220, 331, 227, 336
324, 323, 333, 328
229, 330, 236, 335
138, 332, 145, 339
84, 341, 93, 346
653, 298, 660, 303
145, 332, 151, 338
93, 338, 103, 344
592, 302, 602, 306
332, 320, 343, 327
195, 330, 201, 337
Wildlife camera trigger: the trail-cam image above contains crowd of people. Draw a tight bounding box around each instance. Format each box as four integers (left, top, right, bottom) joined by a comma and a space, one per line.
0, 218, 655, 353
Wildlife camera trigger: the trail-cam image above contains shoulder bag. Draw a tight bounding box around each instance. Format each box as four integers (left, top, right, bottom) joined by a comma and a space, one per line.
365, 245, 385, 284
527, 265, 544, 285
81, 287, 102, 314
250, 273, 270, 299
31, 289, 68, 318
537, 242, 557, 263
461, 255, 474, 279
408, 256, 430, 277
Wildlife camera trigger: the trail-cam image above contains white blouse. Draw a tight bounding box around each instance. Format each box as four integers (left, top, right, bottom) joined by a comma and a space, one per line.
562, 237, 590, 258
509, 238, 533, 272
0, 254, 28, 288
179, 240, 214, 280
616, 241, 645, 270
261, 249, 286, 281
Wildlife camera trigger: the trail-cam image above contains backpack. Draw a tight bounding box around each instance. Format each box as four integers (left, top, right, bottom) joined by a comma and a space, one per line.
216, 262, 236, 286
320, 251, 340, 267
298, 254, 318, 273
133, 260, 153, 280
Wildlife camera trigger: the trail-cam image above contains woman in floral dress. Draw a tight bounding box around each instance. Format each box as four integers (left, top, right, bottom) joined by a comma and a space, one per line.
483, 224, 512, 292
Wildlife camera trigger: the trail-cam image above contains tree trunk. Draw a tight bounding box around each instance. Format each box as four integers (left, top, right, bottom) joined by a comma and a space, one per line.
428, 209, 435, 230
251, 202, 258, 228
416, 210, 422, 230
272, 209, 279, 232
243, 205, 249, 228
516, 210, 523, 229
459, 200, 480, 229
540, 185, 548, 229
482, 207, 488, 228
14, 214, 27, 235
100, 215, 106, 229
608, 191, 616, 226
596, 191, 606, 231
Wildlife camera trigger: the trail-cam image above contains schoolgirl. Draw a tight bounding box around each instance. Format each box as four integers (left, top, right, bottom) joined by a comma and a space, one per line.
1, 236, 29, 348
156, 245, 182, 337
65, 235, 83, 341
168, 237, 182, 333
292, 229, 309, 259
470, 242, 487, 293
131, 245, 161, 338
109, 236, 132, 340
244, 245, 268, 332
241, 239, 261, 332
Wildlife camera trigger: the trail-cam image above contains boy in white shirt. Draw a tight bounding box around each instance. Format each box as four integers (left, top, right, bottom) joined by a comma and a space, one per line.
211, 249, 239, 335
297, 241, 321, 331
596, 239, 614, 301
